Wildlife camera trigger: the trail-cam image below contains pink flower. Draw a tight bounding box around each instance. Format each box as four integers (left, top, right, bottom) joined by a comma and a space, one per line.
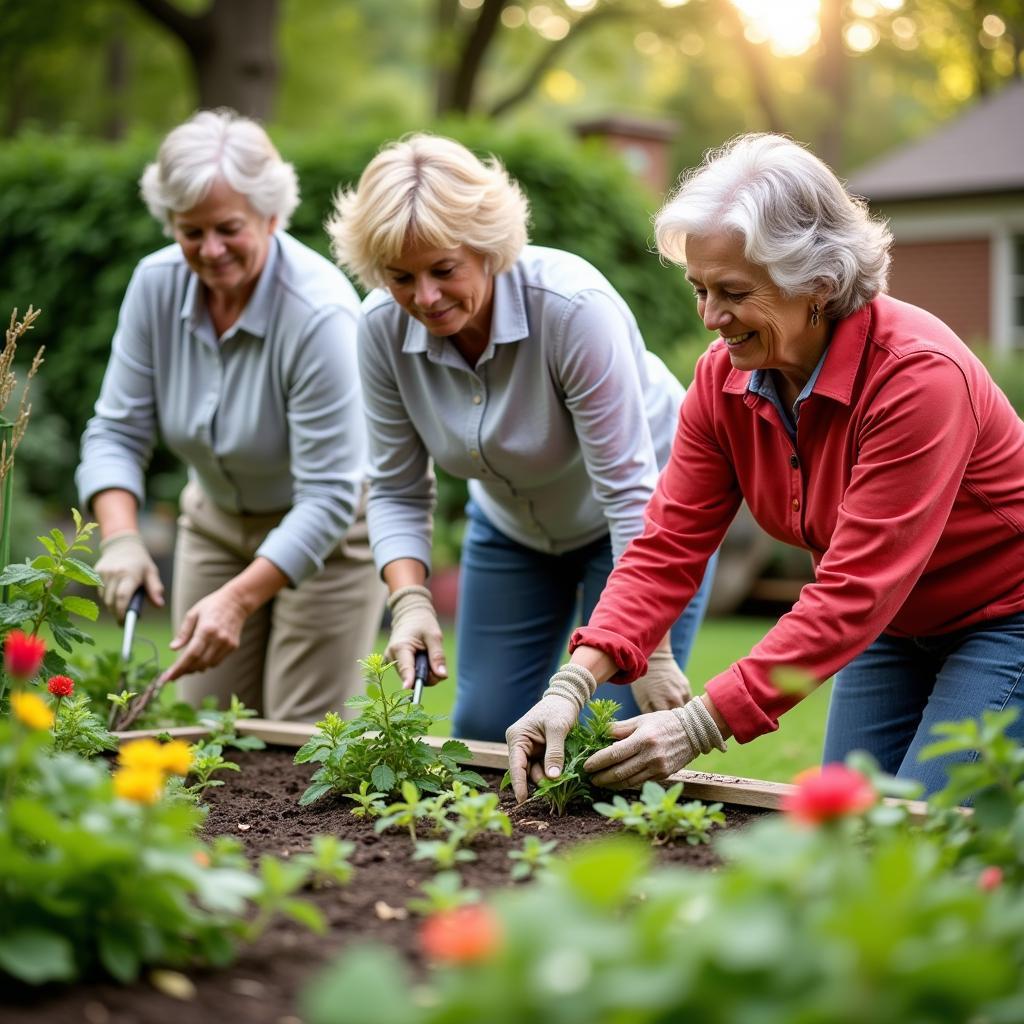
782, 764, 876, 825
419, 905, 502, 964
47, 675, 74, 697
978, 866, 1003, 891
4, 630, 46, 680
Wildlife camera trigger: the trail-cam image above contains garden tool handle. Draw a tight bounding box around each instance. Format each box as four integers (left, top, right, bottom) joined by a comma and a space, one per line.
413, 650, 429, 705
120, 586, 146, 663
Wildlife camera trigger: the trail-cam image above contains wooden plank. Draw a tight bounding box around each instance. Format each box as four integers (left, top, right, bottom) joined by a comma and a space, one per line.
238, 719, 316, 746
113, 725, 211, 743
665, 768, 794, 810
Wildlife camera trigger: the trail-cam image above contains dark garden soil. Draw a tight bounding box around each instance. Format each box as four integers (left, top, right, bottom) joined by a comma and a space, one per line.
4, 746, 768, 1024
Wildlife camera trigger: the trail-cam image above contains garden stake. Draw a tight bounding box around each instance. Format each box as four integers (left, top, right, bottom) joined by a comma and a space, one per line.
412, 650, 429, 706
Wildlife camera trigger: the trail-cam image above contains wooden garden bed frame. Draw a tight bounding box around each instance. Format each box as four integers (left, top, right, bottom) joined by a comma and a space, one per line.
113, 717, 932, 819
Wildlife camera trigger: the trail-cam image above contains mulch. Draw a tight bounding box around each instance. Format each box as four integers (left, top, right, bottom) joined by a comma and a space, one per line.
3, 746, 767, 1024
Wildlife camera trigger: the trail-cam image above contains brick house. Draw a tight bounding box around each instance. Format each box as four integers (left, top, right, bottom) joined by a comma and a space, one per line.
847, 81, 1024, 354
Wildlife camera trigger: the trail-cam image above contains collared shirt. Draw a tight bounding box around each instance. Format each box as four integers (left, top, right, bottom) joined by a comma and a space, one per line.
573, 294, 1024, 742
76, 232, 367, 584
748, 350, 828, 442
358, 245, 684, 571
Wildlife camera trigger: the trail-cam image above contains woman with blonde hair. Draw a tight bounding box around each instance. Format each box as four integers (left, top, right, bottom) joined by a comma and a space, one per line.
328, 133, 714, 742
78, 109, 386, 721
507, 132, 1024, 800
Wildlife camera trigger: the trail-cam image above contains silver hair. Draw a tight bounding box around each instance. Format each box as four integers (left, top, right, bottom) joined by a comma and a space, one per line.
139, 108, 299, 231
655, 133, 891, 319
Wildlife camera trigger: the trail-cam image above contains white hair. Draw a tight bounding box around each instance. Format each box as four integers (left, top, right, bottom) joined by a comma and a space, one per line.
140, 108, 300, 231
326, 133, 529, 290
655, 133, 891, 319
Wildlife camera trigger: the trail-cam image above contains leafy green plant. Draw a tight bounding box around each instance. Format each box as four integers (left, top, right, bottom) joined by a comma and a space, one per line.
375, 781, 431, 843
0, 509, 100, 683
344, 779, 388, 818
0, 717, 342, 985
406, 870, 481, 917
507, 835, 558, 881
294, 654, 485, 805
52, 692, 117, 757
502, 697, 620, 815
413, 836, 477, 870
594, 780, 725, 846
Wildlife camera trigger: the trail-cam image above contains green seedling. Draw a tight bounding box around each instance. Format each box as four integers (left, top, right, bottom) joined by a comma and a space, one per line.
344, 779, 388, 818
594, 780, 725, 846
508, 835, 558, 881
406, 870, 481, 916
413, 837, 477, 870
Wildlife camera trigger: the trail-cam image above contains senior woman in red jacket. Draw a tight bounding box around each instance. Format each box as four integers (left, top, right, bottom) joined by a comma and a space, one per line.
507, 132, 1024, 800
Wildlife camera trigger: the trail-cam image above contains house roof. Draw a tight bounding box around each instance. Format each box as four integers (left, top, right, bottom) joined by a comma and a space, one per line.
847, 81, 1024, 202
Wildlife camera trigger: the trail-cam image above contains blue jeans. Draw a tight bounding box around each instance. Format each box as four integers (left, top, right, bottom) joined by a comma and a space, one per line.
823, 611, 1024, 797
451, 502, 717, 741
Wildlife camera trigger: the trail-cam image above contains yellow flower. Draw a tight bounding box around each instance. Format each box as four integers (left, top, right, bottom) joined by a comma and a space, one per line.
11, 691, 55, 730
113, 766, 164, 805
118, 737, 165, 773
159, 740, 193, 776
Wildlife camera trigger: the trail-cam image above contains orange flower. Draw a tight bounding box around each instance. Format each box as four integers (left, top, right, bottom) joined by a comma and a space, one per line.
113, 766, 164, 805
419, 904, 502, 964
193, 850, 211, 868
4, 630, 46, 680
782, 764, 876, 825
11, 691, 55, 730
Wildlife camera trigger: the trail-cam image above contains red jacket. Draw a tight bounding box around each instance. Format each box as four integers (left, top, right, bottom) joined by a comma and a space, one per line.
572, 295, 1024, 742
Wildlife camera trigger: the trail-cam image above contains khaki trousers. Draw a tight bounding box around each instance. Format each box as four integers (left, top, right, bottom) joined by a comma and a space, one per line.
172, 481, 387, 722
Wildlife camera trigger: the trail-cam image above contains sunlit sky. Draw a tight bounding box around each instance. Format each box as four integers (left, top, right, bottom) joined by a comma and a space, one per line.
729, 0, 905, 56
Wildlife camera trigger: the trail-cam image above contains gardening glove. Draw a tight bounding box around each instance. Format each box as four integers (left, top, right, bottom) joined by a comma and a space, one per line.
95, 530, 165, 622
584, 697, 726, 790
384, 584, 447, 689
505, 663, 597, 804
631, 645, 692, 713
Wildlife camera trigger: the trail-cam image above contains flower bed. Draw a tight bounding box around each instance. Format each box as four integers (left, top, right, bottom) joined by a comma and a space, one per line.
2, 745, 767, 1024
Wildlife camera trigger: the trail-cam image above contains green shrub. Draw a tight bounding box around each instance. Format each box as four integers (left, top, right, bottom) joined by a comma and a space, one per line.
0, 124, 705, 508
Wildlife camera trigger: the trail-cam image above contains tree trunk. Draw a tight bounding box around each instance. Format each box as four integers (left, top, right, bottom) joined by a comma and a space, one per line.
814, 0, 848, 168
438, 0, 509, 115
103, 31, 129, 141
131, 0, 281, 120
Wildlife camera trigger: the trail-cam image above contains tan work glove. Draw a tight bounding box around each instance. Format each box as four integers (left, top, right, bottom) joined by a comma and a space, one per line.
506, 663, 597, 803
383, 585, 447, 689
584, 697, 726, 790
95, 530, 164, 622
631, 646, 693, 713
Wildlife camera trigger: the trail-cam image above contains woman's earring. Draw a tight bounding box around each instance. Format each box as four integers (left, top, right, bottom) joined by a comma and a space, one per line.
810, 302, 821, 327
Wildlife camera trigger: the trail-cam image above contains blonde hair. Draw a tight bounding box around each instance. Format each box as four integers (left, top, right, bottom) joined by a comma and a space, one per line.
655, 133, 891, 319
140, 108, 299, 232
326, 133, 529, 290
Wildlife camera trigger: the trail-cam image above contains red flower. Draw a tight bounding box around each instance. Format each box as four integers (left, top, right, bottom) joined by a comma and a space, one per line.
782, 764, 876, 825
978, 866, 1003, 891
47, 675, 74, 697
4, 630, 46, 680
419, 905, 501, 964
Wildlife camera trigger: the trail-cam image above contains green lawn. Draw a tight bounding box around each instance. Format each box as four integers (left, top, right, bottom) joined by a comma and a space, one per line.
88, 612, 826, 784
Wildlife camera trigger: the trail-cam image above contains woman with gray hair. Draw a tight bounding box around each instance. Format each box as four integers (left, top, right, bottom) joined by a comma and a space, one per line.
76, 109, 386, 721
508, 132, 1024, 799
327, 133, 715, 742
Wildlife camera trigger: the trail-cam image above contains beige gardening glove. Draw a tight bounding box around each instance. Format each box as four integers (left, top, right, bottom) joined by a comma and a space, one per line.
384, 584, 447, 689
631, 645, 693, 713
506, 663, 597, 804
95, 530, 164, 622
584, 698, 727, 790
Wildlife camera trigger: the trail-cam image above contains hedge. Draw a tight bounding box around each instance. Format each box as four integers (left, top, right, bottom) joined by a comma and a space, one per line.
0, 123, 704, 509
